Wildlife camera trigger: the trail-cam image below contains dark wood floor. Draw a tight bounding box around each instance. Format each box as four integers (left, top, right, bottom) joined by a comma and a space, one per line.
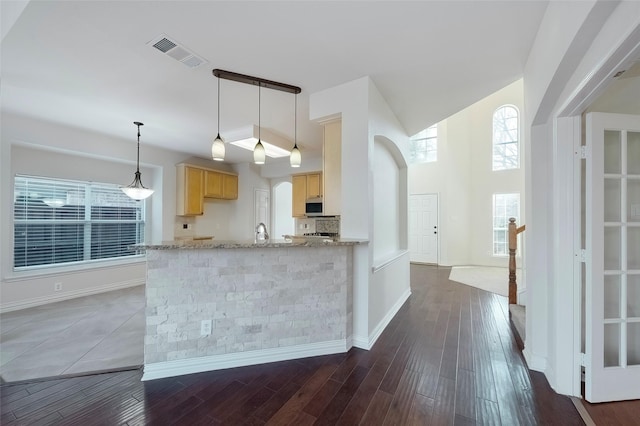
581, 397, 640, 425
0, 264, 585, 425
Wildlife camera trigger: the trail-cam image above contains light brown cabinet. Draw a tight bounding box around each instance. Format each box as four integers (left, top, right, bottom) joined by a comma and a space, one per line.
176, 165, 205, 216
306, 173, 322, 198
204, 170, 238, 200
292, 174, 308, 217
221, 174, 238, 200
322, 120, 341, 216
177, 164, 238, 216
292, 172, 322, 217
204, 170, 223, 198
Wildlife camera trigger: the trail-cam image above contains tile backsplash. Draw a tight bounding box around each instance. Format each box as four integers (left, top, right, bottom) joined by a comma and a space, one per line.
295, 216, 340, 235
316, 217, 340, 235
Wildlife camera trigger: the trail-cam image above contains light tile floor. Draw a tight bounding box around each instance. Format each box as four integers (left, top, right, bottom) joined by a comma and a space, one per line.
0, 286, 144, 383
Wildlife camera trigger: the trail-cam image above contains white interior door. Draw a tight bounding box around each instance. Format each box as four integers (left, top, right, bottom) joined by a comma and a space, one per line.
585, 112, 640, 402
273, 182, 294, 239
409, 194, 438, 264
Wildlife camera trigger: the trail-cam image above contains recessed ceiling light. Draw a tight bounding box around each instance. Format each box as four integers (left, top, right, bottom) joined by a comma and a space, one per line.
230, 138, 290, 158
225, 125, 293, 159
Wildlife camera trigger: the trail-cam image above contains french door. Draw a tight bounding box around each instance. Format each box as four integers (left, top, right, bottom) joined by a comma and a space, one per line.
585, 112, 640, 402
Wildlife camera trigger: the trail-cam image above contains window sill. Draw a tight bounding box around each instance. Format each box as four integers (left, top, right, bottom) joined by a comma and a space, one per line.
4, 255, 146, 282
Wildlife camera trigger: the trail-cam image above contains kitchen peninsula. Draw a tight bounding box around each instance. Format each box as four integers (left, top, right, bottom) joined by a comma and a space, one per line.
138, 238, 365, 380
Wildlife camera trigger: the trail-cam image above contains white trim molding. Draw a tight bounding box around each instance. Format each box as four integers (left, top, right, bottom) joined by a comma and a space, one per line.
372, 249, 409, 273
142, 339, 350, 381
524, 346, 548, 374
0, 279, 144, 313
363, 287, 411, 350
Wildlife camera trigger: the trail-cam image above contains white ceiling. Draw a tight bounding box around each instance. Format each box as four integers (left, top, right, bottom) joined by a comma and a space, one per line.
1, 1, 550, 164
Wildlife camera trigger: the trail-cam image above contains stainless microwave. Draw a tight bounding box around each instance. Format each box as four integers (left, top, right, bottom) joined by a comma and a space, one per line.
305, 197, 323, 216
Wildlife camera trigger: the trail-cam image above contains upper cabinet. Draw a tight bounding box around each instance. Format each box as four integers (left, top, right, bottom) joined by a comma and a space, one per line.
323, 120, 342, 216
177, 164, 238, 216
292, 172, 323, 218
205, 170, 238, 200
222, 174, 238, 200
292, 174, 308, 217
204, 170, 223, 198
306, 172, 322, 198
176, 164, 204, 216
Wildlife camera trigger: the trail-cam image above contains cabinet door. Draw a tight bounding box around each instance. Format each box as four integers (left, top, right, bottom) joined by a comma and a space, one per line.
204, 171, 223, 198
323, 121, 341, 216
292, 174, 307, 217
222, 174, 238, 200
184, 167, 204, 215
306, 173, 322, 198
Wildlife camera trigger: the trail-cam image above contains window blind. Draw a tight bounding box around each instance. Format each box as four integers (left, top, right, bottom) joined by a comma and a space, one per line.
14, 175, 145, 270
492, 193, 519, 256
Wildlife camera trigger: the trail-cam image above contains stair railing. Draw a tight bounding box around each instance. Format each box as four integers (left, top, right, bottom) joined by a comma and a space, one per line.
508, 217, 526, 304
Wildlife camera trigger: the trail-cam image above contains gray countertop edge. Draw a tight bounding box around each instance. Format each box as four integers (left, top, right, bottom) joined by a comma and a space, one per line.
133, 239, 368, 250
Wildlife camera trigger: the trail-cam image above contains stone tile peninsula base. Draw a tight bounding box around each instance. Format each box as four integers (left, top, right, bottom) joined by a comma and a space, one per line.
139, 240, 362, 381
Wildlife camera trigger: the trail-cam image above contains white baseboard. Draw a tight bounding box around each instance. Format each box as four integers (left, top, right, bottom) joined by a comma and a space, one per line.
523, 346, 548, 373
352, 335, 369, 349
0, 279, 144, 313
142, 339, 350, 381
517, 287, 527, 306
362, 287, 412, 350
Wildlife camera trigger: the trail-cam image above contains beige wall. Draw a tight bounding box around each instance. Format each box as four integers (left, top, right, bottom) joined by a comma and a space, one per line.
0, 113, 242, 311
409, 79, 525, 267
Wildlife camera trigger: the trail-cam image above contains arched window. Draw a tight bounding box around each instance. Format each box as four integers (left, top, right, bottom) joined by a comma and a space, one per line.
492, 105, 519, 170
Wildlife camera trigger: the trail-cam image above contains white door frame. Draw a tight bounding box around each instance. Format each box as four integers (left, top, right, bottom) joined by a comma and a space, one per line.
552, 32, 640, 397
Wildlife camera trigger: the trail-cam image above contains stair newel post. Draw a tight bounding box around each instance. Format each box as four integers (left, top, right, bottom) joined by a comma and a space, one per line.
508, 217, 517, 304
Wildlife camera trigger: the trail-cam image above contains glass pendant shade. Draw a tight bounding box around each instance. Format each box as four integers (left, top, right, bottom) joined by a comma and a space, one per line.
290, 144, 301, 167
122, 173, 154, 200
253, 84, 266, 165
121, 122, 153, 200
212, 76, 225, 162
212, 134, 225, 161
289, 93, 301, 168
254, 140, 266, 164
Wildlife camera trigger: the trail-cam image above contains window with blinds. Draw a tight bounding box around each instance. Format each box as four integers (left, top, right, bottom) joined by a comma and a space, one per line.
492, 193, 519, 256
13, 175, 145, 270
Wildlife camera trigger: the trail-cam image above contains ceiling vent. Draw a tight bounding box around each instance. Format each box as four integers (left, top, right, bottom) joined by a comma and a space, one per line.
148, 34, 207, 69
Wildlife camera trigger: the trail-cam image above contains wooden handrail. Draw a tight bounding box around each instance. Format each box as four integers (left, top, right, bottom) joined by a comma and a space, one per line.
508, 218, 525, 304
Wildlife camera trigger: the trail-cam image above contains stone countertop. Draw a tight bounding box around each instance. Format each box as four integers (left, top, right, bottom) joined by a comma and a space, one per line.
134, 238, 367, 250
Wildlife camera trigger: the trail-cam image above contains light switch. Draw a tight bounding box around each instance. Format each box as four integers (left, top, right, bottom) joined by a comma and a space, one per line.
632, 204, 640, 218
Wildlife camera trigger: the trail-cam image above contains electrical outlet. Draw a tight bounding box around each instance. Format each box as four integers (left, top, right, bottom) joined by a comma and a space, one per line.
54, 282, 62, 292
200, 319, 212, 336
183, 223, 188, 229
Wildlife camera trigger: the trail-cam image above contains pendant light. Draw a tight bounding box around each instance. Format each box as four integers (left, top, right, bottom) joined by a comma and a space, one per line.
253, 84, 266, 164
121, 122, 154, 200
289, 93, 301, 167
211, 76, 225, 161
